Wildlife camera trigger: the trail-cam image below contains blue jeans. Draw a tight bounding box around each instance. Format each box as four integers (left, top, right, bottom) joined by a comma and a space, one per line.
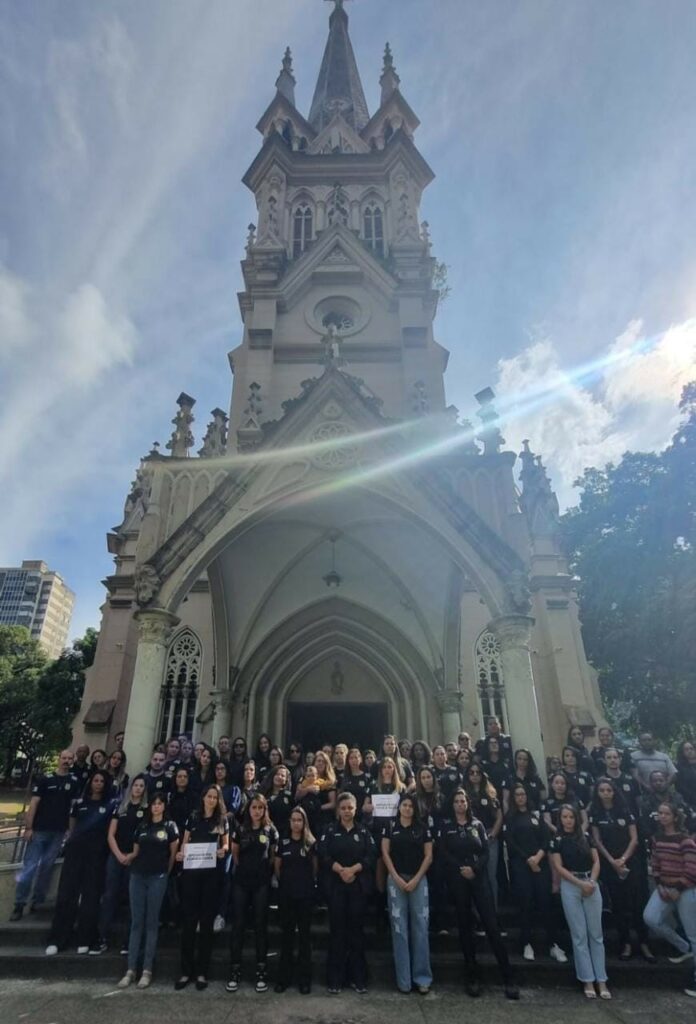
15, 831, 64, 907
127, 872, 168, 972
560, 878, 607, 983
386, 875, 432, 992
644, 887, 696, 980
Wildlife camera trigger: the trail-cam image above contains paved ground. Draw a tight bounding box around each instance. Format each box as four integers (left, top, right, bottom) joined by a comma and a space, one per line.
0, 978, 693, 1024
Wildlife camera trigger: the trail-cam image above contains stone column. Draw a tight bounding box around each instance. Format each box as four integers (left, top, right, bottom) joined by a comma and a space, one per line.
437, 689, 462, 743
123, 608, 180, 772
491, 614, 545, 774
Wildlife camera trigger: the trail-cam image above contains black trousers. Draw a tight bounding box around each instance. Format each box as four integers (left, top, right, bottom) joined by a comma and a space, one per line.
447, 870, 513, 984
180, 867, 221, 977
278, 894, 313, 986
48, 842, 106, 949
326, 878, 368, 989
510, 857, 556, 949
602, 862, 648, 947
230, 882, 269, 966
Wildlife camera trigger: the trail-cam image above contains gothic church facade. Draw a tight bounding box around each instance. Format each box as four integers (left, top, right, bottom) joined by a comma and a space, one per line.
75, 2, 604, 771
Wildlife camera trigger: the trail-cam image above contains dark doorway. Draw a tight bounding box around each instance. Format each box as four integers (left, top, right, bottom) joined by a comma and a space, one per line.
286, 702, 389, 753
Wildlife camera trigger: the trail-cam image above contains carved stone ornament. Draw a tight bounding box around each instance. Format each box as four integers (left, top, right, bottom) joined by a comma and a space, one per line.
436, 689, 463, 714
134, 608, 179, 645
310, 420, 358, 470
491, 614, 535, 652
330, 660, 345, 695
506, 569, 532, 615
134, 563, 161, 606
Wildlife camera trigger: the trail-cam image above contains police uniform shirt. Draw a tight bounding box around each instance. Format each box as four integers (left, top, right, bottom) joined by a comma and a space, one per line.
68, 797, 114, 849
267, 790, 294, 833
131, 819, 179, 875
168, 788, 197, 835
230, 823, 279, 887
319, 822, 376, 871
469, 793, 501, 833
143, 771, 169, 799
438, 818, 488, 874
542, 795, 585, 830
417, 794, 446, 832
278, 836, 316, 899
113, 802, 146, 853
479, 759, 510, 799
475, 734, 514, 765
339, 772, 373, 814
383, 820, 432, 877
433, 765, 460, 799
549, 831, 595, 873
503, 809, 550, 860
31, 773, 77, 832
72, 762, 91, 789
185, 809, 229, 846
221, 784, 242, 818
561, 770, 592, 806
505, 773, 545, 811
591, 746, 632, 776
604, 773, 640, 814
372, 758, 414, 787
588, 807, 635, 859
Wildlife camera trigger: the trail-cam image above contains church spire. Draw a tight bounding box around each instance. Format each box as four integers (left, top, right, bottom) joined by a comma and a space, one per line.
379, 42, 400, 104
275, 46, 296, 105
309, 0, 370, 133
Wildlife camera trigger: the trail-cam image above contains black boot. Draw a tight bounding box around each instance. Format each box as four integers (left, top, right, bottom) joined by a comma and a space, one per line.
9, 905, 23, 922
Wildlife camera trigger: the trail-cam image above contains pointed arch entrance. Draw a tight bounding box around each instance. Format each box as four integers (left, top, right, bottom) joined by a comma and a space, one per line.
234, 597, 439, 747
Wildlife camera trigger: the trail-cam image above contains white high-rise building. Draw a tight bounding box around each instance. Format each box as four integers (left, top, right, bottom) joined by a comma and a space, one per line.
0, 560, 75, 660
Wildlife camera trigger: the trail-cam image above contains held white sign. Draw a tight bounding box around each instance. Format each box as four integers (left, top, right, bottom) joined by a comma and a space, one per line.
371, 793, 400, 818
183, 842, 217, 870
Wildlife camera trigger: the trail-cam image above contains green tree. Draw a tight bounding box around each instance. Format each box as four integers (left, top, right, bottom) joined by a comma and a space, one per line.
561, 384, 696, 741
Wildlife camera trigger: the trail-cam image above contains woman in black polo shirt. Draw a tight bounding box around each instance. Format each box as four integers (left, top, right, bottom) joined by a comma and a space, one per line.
463, 764, 503, 909
589, 779, 654, 962
438, 789, 518, 999
550, 804, 610, 999
98, 775, 147, 953
46, 769, 114, 956
274, 806, 318, 994
543, 773, 587, 832
318, 792, 376, 995
227, 794, 278, 994
340, 748, 374, 820
503, 749, 545, 813
566, 727, 596, 777
503, 783, 566, 963
264, 766, 294, 833
118, 793, 179, 988
175, 784, 229, 990
561, 747, 593, 806
381, 793, 433, 994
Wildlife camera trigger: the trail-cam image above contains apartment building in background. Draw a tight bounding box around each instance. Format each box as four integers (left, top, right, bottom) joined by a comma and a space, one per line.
0, 560, 75, 659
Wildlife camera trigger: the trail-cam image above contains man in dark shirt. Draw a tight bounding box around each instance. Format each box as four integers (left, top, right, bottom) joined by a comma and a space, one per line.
474, 717, 513, 765
143, 750, 169, 798
11, 750, 76, 920
72, 744, 91, 789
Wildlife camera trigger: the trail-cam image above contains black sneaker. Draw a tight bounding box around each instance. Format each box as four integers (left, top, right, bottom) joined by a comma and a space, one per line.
226, 966, 241, 993
9, 905, 23, 922
465, 979, 482, 998
505, 984, 520, 1000
88, 942, 106, 956
120, 945, 129, 956
351, 982, 367, 994
255, 965, 269, 993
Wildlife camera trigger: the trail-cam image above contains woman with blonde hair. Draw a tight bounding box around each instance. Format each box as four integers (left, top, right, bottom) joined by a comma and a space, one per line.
297, 750, 336, 830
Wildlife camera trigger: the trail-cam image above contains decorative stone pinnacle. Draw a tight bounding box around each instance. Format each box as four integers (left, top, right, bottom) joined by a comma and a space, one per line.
199, 407, 228, 458
276, 46, 296, 103
383, 42, 394, 69
474, 386, 505, 454
380, 40, 401, 102
283, 47, 293, 73
166, 392, 196, 458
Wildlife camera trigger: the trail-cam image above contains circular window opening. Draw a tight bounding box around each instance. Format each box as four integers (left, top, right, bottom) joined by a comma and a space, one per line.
322, 311, 354, 331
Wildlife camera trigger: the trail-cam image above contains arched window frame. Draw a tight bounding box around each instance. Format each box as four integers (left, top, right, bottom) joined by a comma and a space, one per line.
474, 629, 509, 735
159, 628, 202, 743
362, 200, 385, 257
292, 202, 314, 258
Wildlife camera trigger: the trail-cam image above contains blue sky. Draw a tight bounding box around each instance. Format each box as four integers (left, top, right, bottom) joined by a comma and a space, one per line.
1, 0, 695, 643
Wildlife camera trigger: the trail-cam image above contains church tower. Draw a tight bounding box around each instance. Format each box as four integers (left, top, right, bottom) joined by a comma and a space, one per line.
74, 2, 606, 774
231, 0, 446, 446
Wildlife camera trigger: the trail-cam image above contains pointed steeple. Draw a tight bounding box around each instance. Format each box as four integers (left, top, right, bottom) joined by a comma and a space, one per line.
275, 46, 296, 105
379, 42, 400, 104
309, 0, 369, 134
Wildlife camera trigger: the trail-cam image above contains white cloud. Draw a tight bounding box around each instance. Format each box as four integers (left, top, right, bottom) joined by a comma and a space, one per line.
0, 266, 33, 357
495, 318, 696, 508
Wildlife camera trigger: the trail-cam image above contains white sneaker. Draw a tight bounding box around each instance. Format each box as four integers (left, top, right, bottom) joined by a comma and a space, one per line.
669, 951, 693, 964
117, 970, 135, 989
213, 915, 225, 933
549, 944, 568, 963
45, 945, 58, 957
684, 988, 696, 998
523, 943, 535, 961
77, 945, 89, 954
137, 970, 152, 989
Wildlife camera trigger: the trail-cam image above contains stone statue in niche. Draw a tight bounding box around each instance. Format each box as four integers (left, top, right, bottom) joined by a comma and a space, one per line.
330, 660, 344, 695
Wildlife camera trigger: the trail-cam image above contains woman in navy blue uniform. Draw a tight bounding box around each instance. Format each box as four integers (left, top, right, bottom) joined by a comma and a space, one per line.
438, 788, 518, 999
566, 726, 596, 777
479, 736, 510, 802
561, 746, 593, 806
589, 779, 654, 962
318, 792, 376, 994
503, 783, 566, 964
175, 784, 229, 990
264, 766, 294, 833
45, 770, 114, 956
543, 773, 587, 832
238, 759, 260, 819
98, 775, 147, 952
106, 750, 129, 798
274, 806, 318, 994
503, 749, 545, 813
227, 794, 278, 994
338, 748, 374, 821
118, 793, 179, 988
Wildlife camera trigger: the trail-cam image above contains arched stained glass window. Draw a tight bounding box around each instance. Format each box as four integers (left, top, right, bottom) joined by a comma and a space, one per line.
475, 630, 508, 734
292, 204, 313, 258
159, 629, 201, 742
363, 203, 384, 257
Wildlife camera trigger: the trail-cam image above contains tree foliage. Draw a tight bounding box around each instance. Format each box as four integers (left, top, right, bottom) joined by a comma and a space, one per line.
0, 626, 98, 777
561, 383, 696, 741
